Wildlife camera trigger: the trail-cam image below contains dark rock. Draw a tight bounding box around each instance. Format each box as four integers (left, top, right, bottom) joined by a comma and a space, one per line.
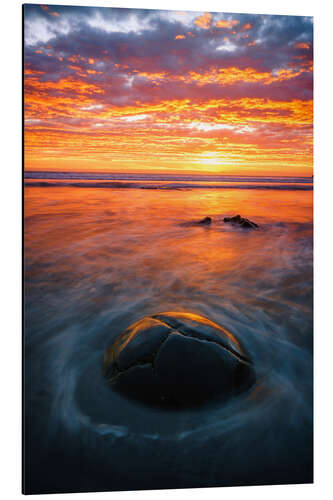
180, 216, 212, 227
103, 312, 255, 407
224, 214, 258, 229
198, 216, 212, 225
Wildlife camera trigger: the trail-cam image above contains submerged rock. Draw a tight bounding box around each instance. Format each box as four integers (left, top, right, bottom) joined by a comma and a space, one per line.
198, 216, 212, 225
180, 216, 212, 227
103, 312, 255, 407
224, 214, 258, 229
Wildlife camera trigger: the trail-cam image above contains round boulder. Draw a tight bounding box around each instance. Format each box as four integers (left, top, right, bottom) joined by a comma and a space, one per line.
102, 311, 255, 407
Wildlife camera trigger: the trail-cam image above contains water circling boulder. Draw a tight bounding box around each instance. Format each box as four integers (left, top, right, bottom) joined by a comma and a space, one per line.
102, 312, 255, 407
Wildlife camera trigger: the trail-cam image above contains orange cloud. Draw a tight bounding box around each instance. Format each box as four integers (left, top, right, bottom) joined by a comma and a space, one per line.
24, 72, 105, 114
87, 69, 102, 75
194, 13, 212, 30
67, 55, 83, 63
24, 68, 45, 76
41, 5, 59, 17
241, 23, 252, 32
294, 42, 310, 49
214, 19, 240, 29
139, 64, 312, 87
24, 67, 313, 129
175, 35, 185, 40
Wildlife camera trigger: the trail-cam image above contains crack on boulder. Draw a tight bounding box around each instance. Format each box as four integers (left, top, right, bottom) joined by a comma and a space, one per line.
108, 362, 154, 384
108, 327, 176, 382
151, 315, 251, 365
150, 329, 174, 374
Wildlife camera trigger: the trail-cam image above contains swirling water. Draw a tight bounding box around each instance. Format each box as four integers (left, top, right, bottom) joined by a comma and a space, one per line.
24, 179, 313, 493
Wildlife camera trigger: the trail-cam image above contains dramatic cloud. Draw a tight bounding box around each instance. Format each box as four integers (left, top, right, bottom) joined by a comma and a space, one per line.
24, 5, 313, 175
214, 20, 240, 29
194, 12, 212, 30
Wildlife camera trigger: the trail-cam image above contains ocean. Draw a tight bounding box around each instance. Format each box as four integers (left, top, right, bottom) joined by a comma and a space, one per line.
24, 172, 313, 493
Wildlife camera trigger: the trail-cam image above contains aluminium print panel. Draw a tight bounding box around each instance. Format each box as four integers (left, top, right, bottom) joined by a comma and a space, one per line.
23, 3, 313, 494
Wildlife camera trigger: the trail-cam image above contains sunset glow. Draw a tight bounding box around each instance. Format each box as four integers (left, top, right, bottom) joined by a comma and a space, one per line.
24, 6, 313, 176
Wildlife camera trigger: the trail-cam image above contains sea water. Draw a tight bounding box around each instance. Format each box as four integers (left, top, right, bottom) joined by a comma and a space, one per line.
24, 173, 313, 493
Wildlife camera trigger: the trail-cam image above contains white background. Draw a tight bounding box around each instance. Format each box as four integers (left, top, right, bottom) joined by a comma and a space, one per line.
1, 0, 332, 498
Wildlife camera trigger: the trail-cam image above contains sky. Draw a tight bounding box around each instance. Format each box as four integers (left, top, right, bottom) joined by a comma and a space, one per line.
24, 4, 313, 176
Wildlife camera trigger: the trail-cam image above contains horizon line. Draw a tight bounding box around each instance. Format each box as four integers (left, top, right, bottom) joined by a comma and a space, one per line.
24, 169, 313, 179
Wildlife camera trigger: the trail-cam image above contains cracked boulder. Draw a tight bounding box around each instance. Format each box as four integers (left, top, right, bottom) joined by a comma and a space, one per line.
102, 312, 255, 407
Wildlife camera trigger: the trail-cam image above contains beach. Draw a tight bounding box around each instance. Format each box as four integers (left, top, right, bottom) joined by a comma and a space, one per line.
24, 174, 313, 493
